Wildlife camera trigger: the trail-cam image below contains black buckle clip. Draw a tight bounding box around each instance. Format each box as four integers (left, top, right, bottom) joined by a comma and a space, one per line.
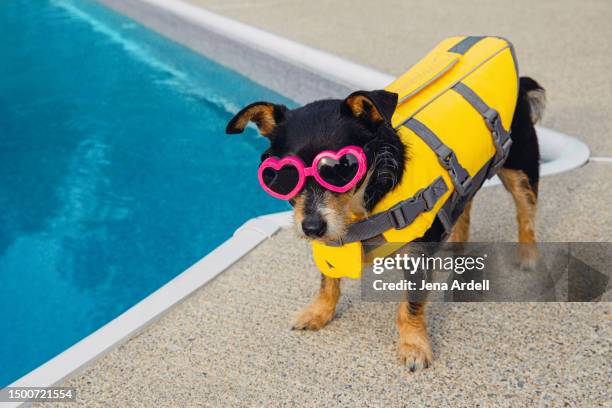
441, 151, 472, 196
483, 108, 500, 132
486, 108, 512, 158
387, 183, 440, 230
420, 185, 438, 211
483, 108, 514, 179
488, 136, 514, 178
387, 200, 412, 229
501, 134, 513, 153
452, 170, 473, 196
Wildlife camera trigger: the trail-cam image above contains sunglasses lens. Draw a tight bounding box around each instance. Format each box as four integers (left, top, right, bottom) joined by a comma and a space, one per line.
316, 153, 360, 188
261, 165, 300, 196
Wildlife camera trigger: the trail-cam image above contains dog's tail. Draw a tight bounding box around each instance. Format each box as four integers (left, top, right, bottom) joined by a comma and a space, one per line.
518, 76, 546, 124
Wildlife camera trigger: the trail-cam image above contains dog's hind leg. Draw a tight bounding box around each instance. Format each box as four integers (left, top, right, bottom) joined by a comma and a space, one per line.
397, 300, 432, 370
498, 168, 538, 269
292, 275, 340, 330
448, 200, 473, 243
498, 77, 543, 269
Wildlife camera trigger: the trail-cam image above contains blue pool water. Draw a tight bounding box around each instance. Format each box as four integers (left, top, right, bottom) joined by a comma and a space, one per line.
0, 0, 291, 386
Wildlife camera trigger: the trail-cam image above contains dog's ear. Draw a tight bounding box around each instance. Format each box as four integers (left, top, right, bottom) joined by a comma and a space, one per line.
226, 102, 287, 137
342, 90, 398, 127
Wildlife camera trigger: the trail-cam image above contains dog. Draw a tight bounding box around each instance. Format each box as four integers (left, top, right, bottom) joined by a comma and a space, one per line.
226, 76, 545, 370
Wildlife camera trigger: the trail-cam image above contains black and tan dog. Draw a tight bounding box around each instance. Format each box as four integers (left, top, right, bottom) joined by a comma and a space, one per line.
226, 77, 544, 370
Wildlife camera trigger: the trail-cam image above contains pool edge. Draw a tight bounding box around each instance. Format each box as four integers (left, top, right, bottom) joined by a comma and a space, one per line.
2, 211, 292, 407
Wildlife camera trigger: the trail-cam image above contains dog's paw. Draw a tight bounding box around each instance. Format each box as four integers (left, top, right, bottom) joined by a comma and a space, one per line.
397, 342, 433, 371
519, 257, 537, 271
291, 304, 334, 331
518, 244, 539, 271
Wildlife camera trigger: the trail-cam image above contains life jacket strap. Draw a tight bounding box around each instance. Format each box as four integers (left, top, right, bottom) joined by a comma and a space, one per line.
436, 143, 500, 240
405, 118, 473, 195
452, 82, 513, 178
447, 36, 485, 55
326, 177, 448, 246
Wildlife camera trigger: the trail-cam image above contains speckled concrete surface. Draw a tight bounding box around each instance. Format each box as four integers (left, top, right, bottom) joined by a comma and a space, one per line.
39, 230, 610, 408
39, 1, 611, 407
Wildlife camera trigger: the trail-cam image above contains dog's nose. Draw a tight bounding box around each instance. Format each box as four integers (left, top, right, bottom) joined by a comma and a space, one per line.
301, 216, 327, 238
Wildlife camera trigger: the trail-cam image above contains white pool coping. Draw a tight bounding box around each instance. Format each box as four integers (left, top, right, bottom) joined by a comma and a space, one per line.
2, 0, 591, 405
134, 0, 392, 91
2, 211, 293, 407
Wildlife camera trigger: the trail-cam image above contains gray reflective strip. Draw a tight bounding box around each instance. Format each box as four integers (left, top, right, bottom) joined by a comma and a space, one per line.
327, 177, 448, 246
452, 82, 512, 178
448, 36, 485, 54
405, 118, 472, 195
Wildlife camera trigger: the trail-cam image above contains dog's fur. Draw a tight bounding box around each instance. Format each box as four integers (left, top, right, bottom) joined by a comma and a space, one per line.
227, 77, 545, 370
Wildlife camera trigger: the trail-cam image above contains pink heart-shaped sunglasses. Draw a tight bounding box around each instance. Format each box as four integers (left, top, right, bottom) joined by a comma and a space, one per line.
258, 145, 368, 200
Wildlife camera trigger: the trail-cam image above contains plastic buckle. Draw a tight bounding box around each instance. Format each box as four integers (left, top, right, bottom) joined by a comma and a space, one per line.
487, 140, 513, 179
483, 108, 499, 131
450, 170, 472, 195
489, 127, 513, 178
501, 134, 513, 154
420, 189, 435, 211
455, 174, 473, 196
443, 152, 472, 195
488, 156, 505, 178
387, 201, 409, 229
484, 109, 513, 179
438, 146, 454, 171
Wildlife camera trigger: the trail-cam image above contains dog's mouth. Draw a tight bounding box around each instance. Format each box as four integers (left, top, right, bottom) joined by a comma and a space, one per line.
292, 188, 366, 243
291, 171, 374, 243
293, 209, 348, 242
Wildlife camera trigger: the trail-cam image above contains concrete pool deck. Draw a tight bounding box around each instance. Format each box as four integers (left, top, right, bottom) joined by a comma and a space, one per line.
40, 0, 610, 406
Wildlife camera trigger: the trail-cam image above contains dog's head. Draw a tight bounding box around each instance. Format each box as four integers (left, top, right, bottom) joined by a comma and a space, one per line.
226, 90, 406, 243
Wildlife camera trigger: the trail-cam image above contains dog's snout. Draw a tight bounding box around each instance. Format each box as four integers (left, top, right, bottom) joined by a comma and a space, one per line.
301, 216, 327, 238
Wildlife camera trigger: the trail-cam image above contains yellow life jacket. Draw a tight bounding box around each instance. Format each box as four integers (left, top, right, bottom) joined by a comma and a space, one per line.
312, 36, 519, 279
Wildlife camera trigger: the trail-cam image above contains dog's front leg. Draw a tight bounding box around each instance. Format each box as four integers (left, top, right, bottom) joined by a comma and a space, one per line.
292, 274, 340, 330
397, 300, 432, 371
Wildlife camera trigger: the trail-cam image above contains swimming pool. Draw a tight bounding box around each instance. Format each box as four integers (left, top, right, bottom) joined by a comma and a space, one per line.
0, 0, 291, 386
